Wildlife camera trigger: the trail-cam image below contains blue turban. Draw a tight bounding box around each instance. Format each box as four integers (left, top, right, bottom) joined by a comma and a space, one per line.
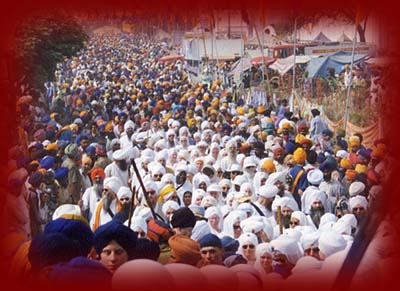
40, 156, 55, 170
285, 141, 297, 154
28, 172, 44, 188
118, 112, 128, 120
319, 159, 337, 172
29, 233, 85, 272
60, 130, 73, 143
47, 257, 112, 288
41, 114, 50, 123
317, 152, 326, 164
44, 218, 94, 257
221, 236, 239, 253
237, 98, 244, 106
54, 167, 69, 180
93, 220, 137, 259
358, 149, 371, 159
86, 145, 96, 155
199, 233, 222, 249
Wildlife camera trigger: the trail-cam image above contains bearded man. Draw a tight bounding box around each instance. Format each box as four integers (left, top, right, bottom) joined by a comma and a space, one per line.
80, 168, 106, 221
90, 176, 123, 231
104, 149, 129, 187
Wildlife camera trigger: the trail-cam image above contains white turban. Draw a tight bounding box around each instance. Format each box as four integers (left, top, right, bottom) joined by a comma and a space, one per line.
233, 175, 249, 186
253, 172, 268, 194
237, 233, 259, 253
112, 149, 128, 161
161, 200, 180, 216
302, 189, 328, 214
336, 150, 349, 159
155, 150, 168, 162
204, 206, 222, 219
318, 231, 347, 258
290, 211, 308, 226
300, 231, 320, 250
332, 220, 352, 235
124, 216, 147, 234
349, 195, 368, 210
337, 214, 357, 229
161, 173, 176, 187
282, 228, 303, 242
136, 207, 152, 221
149, 162, 166, 176
255, 242, 272, 259
272, 196, 299, 212
117, 186, 132, 200
191, 189, 206, 205
52, 204, 81, 220
258, 185, 278, 199
222, 210, 247, 238
349, 182, 366, 196
240, 218, 264, 234
270, 237, 303, 265
201, 195, 218, 208
219, 179, 232, 189
123, 120, 135, 131
265, 171, 285, 186
307, 169, 323, 185
319, 213, 337, 228
104, 177, 123, 194
191, 220, 211, 241
207, 183, 222, 193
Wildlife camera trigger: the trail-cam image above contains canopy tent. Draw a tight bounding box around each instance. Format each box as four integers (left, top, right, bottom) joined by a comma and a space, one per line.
251, 56, 275, 66
337, 32, 352, 43
269, 55, 313, 75
313, 32, 331, 43
229, 57, 252, 76
157, 55, 185, 63
306, 51, 368, 78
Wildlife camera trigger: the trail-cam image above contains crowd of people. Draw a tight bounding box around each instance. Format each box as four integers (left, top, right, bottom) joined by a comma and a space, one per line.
3, 30, 397, 290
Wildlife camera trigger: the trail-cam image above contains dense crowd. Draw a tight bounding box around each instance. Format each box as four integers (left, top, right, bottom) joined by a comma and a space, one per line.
4, 31, 397, 289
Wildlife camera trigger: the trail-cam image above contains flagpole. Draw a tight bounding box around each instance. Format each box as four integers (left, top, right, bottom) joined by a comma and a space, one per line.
344, 25, 358, 136
290, 17, 297, 112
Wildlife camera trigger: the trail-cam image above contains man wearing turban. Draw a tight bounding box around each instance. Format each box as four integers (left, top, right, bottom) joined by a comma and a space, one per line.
80, 168, 106, 221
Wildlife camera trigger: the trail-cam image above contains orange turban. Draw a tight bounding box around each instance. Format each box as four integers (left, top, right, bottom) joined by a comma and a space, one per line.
345, 169, 358, 181
168, 235, 201, 266
262, 159, 276, 174
340, 158, 352, 170
90, 167, 105, 181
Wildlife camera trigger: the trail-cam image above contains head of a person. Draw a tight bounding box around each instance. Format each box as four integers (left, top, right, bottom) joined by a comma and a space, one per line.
168, 234, 201, 266
199, 234, 224, 265
349, 195, 368, 224
170, 207, 197, 237
93, 220, 137, 273
238, 233, 258, 262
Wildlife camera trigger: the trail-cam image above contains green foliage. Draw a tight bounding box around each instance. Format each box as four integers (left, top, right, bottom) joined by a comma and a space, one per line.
15, 15, 88, 90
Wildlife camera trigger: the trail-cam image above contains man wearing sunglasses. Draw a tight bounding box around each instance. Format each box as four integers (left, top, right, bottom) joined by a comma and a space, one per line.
198, 233, 224, 266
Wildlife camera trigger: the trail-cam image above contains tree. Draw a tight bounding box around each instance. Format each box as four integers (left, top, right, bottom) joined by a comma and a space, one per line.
14, 14, 88, 91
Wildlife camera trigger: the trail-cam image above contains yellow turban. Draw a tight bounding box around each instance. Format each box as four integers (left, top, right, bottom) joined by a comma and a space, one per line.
158, 184, 176, 203
355, 164, 368, 174
349, 136, 361, 147
237, 107, 245, 115
45, 143, 58, 151
293, 148, 307, 164
262, 159, 276, 174
256, 106, 265, 114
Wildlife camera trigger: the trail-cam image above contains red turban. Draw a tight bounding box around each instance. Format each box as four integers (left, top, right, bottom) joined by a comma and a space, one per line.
90, 168, 105, 181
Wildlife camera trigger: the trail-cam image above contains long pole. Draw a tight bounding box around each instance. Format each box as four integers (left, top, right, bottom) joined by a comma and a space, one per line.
290, 17, 297, 112
344, 25, 358, 136
254, 23, 271, 96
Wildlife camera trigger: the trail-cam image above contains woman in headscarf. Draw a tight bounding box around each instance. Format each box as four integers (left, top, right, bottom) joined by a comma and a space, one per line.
191, 189, 207, 206
204, 206, 223, 235
236, 233, 259, 265
253, 172, 268, 197
220, 210, 247, 239
254, 243, 274, 276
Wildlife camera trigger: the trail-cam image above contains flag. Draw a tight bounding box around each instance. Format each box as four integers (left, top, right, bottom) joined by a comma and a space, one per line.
355, 5, 369, 26
209, 12, 215, 33
260, 1, 266, 28
241, 8, 250, 26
